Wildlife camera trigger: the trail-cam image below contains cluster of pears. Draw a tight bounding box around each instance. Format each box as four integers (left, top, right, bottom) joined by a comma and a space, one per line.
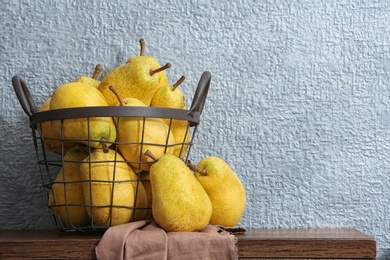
38, 39, 189, 160
38, 38, 246, 230
41, 38, 191, 228
49, 144, 149, 227
147, 151, 247, 232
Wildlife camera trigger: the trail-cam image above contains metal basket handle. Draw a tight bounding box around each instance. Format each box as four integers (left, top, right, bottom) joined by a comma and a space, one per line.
12, 71, 211, 119
12, 75, 38, 118
188, 71, 211, 117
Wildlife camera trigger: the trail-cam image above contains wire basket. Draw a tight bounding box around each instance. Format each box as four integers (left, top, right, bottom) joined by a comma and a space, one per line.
12, 71, 211, 232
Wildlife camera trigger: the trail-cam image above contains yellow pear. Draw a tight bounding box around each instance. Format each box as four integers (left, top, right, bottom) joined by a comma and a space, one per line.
150, 76, 190, 158
138, 171, 152, 219
48, 145, 90, 227
110, 87, 175, 171
169, 120, 191, 159
190, 156, 246, 227
37, 97, 74, 154
98, 38, 170, 106
126, 38, 169, 88
73, 64, 103, 88
79, 148, 148, 226
132, 175, 150, 221
150, 76, 186, 109
147, 151, 212, 232
50, 82, 117, 148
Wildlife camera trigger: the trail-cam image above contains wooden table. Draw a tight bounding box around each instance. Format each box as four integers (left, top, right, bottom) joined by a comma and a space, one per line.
0, 228, 375, 259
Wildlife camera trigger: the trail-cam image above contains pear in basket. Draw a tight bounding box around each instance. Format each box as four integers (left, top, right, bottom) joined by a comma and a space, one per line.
110, 86, 175, 171
189, 156, 246, 227
50, 82, 117, 148
139, 171, 153, 219
48, 145, 90, 227
80, 148, 148, 226
150, 76, 191, 159
37, 97, 74, 155
126, 38, 169, 88
98, 38, 170, 106
146, 151, 212, 232
73, 64, 103, 88
126, 38, 170, 93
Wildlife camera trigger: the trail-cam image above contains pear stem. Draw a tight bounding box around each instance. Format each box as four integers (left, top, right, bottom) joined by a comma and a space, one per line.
139, 38, 145, 56
150, 63, 171, 76
171, 76, 185, 91
92, 64, 103, 79
109, 86, 126, 106
100, 137, 109, 153
144, 150, 158, 162
187, 160, 207, 176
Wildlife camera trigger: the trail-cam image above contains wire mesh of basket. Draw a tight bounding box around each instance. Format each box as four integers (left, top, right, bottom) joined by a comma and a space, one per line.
12, 71, 211, 232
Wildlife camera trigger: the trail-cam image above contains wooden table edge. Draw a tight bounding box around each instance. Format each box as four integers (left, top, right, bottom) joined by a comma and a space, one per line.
0, 228, 376, 259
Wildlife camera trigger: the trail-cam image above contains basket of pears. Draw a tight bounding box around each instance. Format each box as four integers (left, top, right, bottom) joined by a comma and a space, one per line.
12, 39, 212, 232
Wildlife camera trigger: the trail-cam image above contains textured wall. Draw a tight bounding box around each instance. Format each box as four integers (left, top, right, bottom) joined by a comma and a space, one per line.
2, 0, 390, 258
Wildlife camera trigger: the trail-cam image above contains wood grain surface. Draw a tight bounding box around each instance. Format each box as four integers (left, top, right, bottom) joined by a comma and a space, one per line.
0, 228, 375, 259
236, 228, 376, 259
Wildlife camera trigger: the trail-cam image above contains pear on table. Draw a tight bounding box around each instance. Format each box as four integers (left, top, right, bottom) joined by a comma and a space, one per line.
146, 150, 212, 232
110, 86, 175, 171
150, 76, 191, 159
98, 38, 171, 106
189, 156, 246, 227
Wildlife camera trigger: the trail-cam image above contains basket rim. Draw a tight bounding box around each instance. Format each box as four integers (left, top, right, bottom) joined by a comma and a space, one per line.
29, 106, 201, 127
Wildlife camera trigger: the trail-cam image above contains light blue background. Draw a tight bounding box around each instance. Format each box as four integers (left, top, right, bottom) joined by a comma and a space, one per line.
1, 0, 390, 258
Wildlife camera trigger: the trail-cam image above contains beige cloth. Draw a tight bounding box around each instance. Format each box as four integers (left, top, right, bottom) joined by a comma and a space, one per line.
95, 220, 239, 260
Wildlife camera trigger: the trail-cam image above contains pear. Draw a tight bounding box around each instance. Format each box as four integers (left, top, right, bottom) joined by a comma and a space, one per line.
73, 64, 103, 88
98, 39, 170, 106
138, 171, 152, 219
133, 176, 150, 221
48, 145, 90, 227
79, 148, 148, 226
37, 97, 74, 154
110, 87, 175, 171
169, 120, 191, 159
126, 38, 169, 88
150, 76, 190, 158
150, 76, 186, 109
50, 82, 117, 148
189, 156, 247, 227
147, 151, 212, 232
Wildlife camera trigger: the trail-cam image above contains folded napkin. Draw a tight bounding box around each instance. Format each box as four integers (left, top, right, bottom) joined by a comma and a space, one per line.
95, 220, 242, 260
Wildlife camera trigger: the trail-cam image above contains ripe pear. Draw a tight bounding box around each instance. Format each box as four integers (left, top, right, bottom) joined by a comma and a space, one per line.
98, 39, 170, 106
37, 97, 74, 154
50, 82, 117, 148
126, 38, 169, 88
110, 87, 175, 171
150, 76, 186, 109
73, 64, 103, 88
138, 171, 152, 219
132, 175, 150, 221
79, 148, 148, 226
190, 156, 246, 227
48, 145, 90, 227
169, 120, 191, 158
150, 76, 190, 158
147, 151, 212, 232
